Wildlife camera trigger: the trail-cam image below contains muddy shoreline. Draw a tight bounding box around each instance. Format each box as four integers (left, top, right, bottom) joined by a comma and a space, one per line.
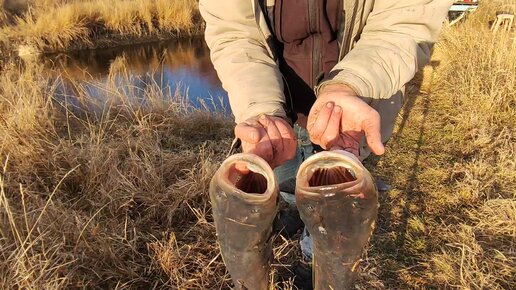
11, 29, 205, 56
0, 31, 205, 71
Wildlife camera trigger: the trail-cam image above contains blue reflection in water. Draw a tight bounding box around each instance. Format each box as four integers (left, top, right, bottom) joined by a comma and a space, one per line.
45, 38, 230, 115
160, 67, 228, 111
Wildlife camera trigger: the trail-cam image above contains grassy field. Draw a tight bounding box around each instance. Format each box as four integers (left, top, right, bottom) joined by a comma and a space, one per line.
0, 0, 201, 54
0, 1, 515, 289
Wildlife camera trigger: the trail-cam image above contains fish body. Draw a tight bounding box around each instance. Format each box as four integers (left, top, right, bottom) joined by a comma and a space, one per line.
296, 150, 379, 290
209, 153, 278, 290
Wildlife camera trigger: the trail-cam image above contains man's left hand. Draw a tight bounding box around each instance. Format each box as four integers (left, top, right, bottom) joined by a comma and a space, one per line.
307, 84, 385, 157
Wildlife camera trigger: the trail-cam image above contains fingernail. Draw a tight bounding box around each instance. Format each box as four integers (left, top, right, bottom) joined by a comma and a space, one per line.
334, 106, 342, 113
259, 114, 266, 120
250, 131, 257, 141
326, 102, 334, 108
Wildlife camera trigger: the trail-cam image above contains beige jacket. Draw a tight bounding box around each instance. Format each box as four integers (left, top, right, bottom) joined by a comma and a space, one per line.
200, 0, 453, 123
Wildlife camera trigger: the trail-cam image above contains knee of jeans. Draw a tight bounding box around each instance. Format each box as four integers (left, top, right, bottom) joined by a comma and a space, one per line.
279, 191, 297, 205
274, 149, 301, 184
278, 178, 296, 195
295, 125, 312, 146
299, 228, 313, 261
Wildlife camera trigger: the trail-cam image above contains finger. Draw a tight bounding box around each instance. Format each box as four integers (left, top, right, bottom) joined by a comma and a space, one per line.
320, 105, 343, 149
274, 118, 297, 160
243, 137, 274, 162
258, 115, 283, 150
308, 102, 334, 144
258, 116, 284, 167
362, 110, 385, 155
236, 117, 275, 163
332, 132, 360, 157
274, 117, 296, 141
235, 121, 263, 144
307, 102, 334, 132
234, 161, 250, 174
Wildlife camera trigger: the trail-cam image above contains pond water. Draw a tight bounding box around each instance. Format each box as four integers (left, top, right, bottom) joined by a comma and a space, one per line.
42, 38, 229, 113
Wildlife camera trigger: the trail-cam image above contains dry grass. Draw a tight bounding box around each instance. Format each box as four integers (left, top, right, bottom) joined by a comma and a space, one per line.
0, 1, 515, 289
0, 61, 235, 288
363, 1, 515, 289
0, 0, 202, 53
0, 58, 296, 289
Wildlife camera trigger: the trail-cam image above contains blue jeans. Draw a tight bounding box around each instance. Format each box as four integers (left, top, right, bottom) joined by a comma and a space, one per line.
273, 125, 314, 261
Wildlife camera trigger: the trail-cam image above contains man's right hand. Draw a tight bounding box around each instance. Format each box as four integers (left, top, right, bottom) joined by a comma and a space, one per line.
235, 115, 297, 169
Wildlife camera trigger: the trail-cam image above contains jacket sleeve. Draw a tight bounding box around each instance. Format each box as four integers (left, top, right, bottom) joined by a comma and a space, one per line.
199, 0, 286, 123
319, 0, 453, 100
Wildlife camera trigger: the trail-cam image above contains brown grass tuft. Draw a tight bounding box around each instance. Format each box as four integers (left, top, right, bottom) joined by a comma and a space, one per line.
0, 59, 234, 288
0, 0, 202, 53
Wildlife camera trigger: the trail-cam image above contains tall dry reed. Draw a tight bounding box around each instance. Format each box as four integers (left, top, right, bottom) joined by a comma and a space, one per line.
0, 0, 202, 53
0, 59, 235, 289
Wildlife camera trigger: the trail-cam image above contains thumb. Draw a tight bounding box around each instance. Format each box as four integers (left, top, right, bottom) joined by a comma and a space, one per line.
234, 161, 250, 174
363, 115, 385, 155
235, 122, 264, 144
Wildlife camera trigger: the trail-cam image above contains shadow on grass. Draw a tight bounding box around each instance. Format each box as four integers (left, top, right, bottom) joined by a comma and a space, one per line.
366, 60, 448, 287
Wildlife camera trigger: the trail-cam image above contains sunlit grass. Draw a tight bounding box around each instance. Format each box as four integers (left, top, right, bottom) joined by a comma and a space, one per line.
366, 1, 515, 288
0, 0, 201, 53
0, 60, 234, 289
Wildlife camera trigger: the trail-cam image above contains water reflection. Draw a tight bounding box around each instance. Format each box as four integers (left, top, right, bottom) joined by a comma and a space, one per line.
43, 38, 228, 113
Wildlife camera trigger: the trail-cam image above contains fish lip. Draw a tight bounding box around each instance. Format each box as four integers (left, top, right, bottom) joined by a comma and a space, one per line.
217, 153, 278, 203
295, 150, 368, 195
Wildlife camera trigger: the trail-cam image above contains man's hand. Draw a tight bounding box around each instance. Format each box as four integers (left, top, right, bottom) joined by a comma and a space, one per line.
307, 84, 385, 157
235, 115, 297, 169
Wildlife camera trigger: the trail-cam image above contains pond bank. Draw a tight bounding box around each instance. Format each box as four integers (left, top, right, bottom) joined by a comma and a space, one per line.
44, 37, 229, 114
0, 0, 203, 56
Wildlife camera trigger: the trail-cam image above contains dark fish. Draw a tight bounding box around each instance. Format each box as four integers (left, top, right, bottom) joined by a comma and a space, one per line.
296, 150, 379, 289
209, 153, 278, 290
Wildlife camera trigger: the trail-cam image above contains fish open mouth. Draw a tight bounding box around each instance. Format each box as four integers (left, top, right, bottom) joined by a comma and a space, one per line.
228, 164, 268, 194
308, 166, 357, 187
297, 150, 364, 189
219, 154, 276, 197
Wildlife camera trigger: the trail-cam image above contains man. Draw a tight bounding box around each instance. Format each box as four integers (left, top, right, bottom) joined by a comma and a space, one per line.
200, 0, 452, 288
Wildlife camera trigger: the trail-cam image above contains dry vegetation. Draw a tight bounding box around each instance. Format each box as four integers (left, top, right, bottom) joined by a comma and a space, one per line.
364, 1, 515, 288
0, 0, 202, 53
0, 60, 238, 289
0, 1, 515, 290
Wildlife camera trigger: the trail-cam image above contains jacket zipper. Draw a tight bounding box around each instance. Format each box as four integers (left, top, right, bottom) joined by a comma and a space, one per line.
337, 0, 345, 60
308, 0, 322, 89
256, 0, 358, 62
340, 0, 358, 59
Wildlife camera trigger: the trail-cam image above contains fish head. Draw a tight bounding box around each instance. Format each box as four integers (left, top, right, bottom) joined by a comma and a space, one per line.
295, 150, 377, 200
212, 153, 278, 202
